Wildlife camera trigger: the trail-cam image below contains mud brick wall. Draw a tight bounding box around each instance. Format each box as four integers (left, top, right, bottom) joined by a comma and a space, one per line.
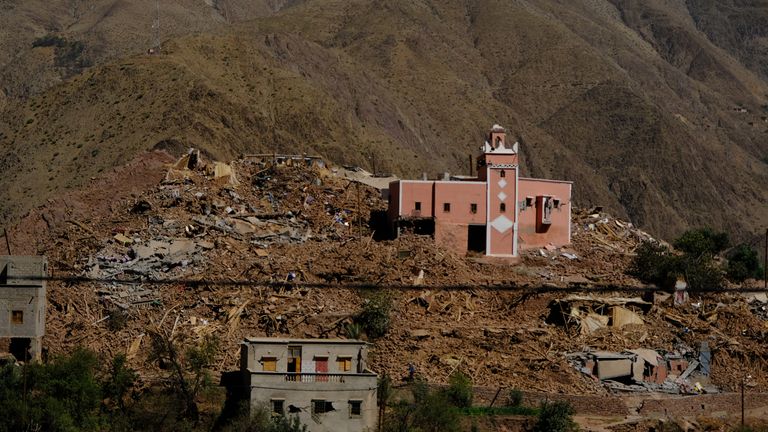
470, 386, 629, 416
522, 391, 629, 416
639, 393, 768, 417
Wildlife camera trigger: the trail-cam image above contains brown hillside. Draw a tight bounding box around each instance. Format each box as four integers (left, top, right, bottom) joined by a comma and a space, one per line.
0, 0, 300, 98
0, 0, 767, 242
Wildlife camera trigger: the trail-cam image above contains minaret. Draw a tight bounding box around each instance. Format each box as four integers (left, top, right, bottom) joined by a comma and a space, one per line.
477, 124, 519, 181
478, 124, 519, 257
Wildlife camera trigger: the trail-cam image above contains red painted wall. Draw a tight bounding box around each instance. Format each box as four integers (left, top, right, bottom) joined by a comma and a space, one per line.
517, 178, 572, 249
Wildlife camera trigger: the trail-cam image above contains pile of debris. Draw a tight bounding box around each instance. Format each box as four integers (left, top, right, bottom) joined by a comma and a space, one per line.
548, 295, 651, 335
519, 207, 658, 287
9, 148, 768, 398
567, 344, 713, 394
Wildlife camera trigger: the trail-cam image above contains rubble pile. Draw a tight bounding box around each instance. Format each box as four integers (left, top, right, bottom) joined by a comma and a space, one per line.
520, 207, 657, 287
7, 149, 768, 397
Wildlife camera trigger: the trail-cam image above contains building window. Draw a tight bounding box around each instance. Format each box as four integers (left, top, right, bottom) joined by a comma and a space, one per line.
313, 400, 334, 415
470, 203, 477, 214
500, 203, 506, 213
414, 202, 421, 211
525, 196, 534, 207
443, 203, 450, 212
287, 346, 301, 374
261, 356, 277, 372
349, 400, 362, 417
337, 357, 352, 372
271, 399, 284, 416
500, 170, 506, 178
11, 311, 23, 325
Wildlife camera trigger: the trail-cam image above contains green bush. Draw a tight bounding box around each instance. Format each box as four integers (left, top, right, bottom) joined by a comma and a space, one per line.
31, 34, 91, 68
630, 228, 730, 290
731, 426, 768, 432
356, 291, 392, 339
32, 34, 67, 48
462, 406, 537, 416
673, 228, 729, 257
102, 354, 137, 412
508, 388, 524, 407
55, 40, 87, 67
107, 309, 128, 331
216, 402, 307, 432
533, 400, 579, 432
727, 244, 764, 282
386, 393, 461, 432
443, 371, 473, 408
629, 241, 677, 286
0, 348, 103, 432
344, 323, 362, 339
681, 255, 725, 290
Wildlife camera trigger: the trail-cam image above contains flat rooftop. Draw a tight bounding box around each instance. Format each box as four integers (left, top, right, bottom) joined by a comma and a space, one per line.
243, 337, 368, 345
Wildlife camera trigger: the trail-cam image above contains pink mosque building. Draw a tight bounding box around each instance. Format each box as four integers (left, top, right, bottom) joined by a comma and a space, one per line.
387, 125, 572, 259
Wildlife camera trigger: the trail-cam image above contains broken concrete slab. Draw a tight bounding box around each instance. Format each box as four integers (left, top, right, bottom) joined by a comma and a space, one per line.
629, 349, 660, 367
595, 356, 634, 380
580, 313, 609, 335
114, 233, 133, 245
168, 238, 196, 257
229, 219, 257, 236
211, 161, 239, 186
611, 306, 644, 327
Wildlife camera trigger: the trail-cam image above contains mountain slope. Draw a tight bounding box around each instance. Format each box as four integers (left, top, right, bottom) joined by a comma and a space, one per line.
0, 0, 303, 99
1, 0, 767, 241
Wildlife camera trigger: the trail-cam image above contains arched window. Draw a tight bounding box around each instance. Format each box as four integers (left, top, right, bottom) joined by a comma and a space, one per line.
500, 203, 506, 212
500, 170, 506, 178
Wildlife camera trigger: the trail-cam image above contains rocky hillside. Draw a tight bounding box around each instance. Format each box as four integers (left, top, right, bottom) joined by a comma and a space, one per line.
1, 0, 767, 242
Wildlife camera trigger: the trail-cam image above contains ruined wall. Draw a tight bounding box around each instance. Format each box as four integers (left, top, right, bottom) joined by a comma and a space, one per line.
638, 393, 768, 418
434, 222, 469, 255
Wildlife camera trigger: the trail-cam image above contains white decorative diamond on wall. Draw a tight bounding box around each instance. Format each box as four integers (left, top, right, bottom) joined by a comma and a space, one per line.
497, 191, 507, 201
490, 215, 513, 233
498, 178, 507, 188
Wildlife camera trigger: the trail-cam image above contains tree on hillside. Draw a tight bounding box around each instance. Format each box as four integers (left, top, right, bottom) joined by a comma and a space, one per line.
382, 374, 476, 432
630, 228, 728, 290
0, 348, 103, 432
726, 243, 764, 282
356, 291, 393, 339
148, 326, 218, 423
673, 228, 729, 257
102, 354, 137, 413
220, 403, 308, 432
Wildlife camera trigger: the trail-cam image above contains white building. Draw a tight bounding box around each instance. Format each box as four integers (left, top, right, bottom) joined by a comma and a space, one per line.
240, 337, 378, 431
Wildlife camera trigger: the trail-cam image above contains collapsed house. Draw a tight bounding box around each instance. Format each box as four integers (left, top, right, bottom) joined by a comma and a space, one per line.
547, 295, 652, 335
568, 346, 712, 394
550, 295, 714, 393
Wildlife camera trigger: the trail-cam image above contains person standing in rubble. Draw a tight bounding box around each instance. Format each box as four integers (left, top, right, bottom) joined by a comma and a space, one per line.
408, 362, 415, 382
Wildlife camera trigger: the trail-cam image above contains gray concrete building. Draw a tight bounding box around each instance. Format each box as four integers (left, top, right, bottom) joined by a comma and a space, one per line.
241, 337, 378, 432
0, 256, 47, 361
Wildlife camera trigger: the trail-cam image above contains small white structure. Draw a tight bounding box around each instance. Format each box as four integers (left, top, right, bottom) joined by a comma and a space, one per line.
240, 337, 378, 431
